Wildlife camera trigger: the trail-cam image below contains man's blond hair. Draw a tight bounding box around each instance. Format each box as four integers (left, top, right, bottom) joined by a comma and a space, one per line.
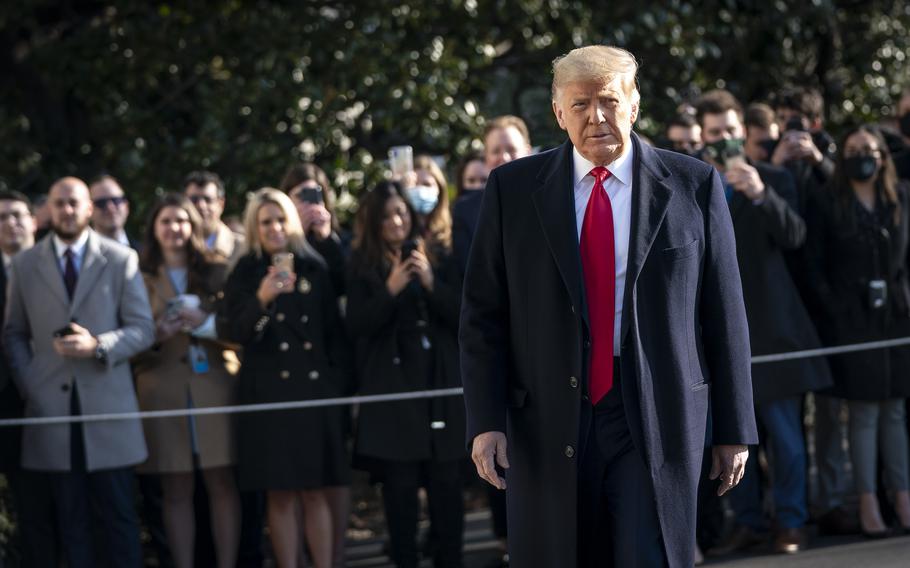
551, 45, 639, 102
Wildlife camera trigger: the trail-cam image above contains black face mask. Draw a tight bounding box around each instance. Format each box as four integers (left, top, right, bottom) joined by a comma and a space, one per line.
462, 186, 485, 193
757, 139, 779, 162
900, 113, 910, 138
844, 156, 878, 181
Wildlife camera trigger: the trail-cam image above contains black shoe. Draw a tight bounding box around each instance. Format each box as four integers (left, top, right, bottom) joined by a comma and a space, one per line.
817, 506, 860, 536
706, 525, 766, 556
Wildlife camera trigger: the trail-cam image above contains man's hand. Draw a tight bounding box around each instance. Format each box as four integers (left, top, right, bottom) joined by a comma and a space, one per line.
709, 444, 749, 496
53, 322, 98, 359
472, 431, 509, 490
726, 162, 765, 201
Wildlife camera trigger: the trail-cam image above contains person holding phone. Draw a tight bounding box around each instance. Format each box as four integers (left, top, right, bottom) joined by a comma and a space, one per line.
346, 181, 465, 568
806, 125, 910, 537
130, 194, 241, 568
221, 188, 351, 568
280, 162, 348, 297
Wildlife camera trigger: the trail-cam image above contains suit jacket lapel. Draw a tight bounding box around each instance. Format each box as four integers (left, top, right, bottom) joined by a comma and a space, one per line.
532, 141, 589, 330
35, 236, 70, 307
70, 232, 108, 315
620, 135, 673, 343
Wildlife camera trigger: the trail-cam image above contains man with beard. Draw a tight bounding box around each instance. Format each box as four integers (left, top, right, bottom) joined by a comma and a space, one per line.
3, 177, 154, 567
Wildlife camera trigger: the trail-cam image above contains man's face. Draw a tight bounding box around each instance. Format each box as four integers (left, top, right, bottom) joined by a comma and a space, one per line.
667, 124, 702, 155
552, 76, 639, 166
701, 110, 745, 144
185, 182, 224, 233
89, 178, 129, 235
49, 180, 93, 241
0, 199, 35, 255
744, 124, 780, 163
484, 126, 531, 169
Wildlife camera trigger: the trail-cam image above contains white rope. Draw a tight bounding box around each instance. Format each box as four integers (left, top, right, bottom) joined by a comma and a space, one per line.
1, 336, 908, 427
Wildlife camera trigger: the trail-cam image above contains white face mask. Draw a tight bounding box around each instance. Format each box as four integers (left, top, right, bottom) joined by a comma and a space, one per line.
405, 185, 439, 215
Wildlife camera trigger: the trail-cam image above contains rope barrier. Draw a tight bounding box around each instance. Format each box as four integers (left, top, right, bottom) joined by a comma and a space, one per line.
1, 336, 908, 427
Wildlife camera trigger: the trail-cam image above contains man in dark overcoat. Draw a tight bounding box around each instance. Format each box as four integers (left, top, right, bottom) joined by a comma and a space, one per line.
460, 45, 759, 567
695, 90, 833, 555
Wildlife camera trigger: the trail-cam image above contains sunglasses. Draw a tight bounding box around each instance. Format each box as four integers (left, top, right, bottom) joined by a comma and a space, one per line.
93, 196, 128, 208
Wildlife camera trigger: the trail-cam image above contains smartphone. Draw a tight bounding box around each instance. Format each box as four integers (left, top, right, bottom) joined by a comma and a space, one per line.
785, 116, 807, 132
53, 324, 77, 338
299, 186, 323, 205
272, 252, 295, 276
389, 145, 414, 177
400, 239, 418, 261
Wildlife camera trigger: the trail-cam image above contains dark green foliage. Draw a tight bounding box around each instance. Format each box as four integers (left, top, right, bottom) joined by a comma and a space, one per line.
2, 1, 909, 221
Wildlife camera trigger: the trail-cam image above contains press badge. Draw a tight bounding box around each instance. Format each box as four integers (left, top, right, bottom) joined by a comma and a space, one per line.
189, 343, 210, 374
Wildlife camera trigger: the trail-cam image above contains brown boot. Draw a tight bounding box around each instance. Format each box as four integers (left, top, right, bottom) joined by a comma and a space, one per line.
773, 527, 806, 554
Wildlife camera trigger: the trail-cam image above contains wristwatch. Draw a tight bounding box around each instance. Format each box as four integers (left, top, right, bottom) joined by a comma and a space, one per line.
94, 340, 108, 364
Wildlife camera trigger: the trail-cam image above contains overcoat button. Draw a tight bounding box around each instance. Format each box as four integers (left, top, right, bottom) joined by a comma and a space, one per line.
584, 340, 591, 349
301, 315, 309, 324
569, 376, 578, 388
308, 370, 320, 380
565, 445, 575, 458
303, 341, 313, 351
279, 370, 290, 380
61, 383, 70, 392
276, 313, 285, 322
392, 357, 401, 365
571, 305, 576, 314
279, 342, 289, 351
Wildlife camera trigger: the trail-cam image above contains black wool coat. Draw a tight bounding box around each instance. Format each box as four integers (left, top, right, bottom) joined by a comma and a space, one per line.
345, 249, 466, 465
805, 183, 910, 400
460, 136, 758, 568
729, 161, 832, 405
221, 252, 352, 490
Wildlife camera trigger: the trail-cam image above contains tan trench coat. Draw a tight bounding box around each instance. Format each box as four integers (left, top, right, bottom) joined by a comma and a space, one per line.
132, 264, 239, 473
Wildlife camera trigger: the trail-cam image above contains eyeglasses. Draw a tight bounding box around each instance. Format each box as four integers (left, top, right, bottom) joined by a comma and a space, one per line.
93, 196, 127, 208
188, 194, 216, 205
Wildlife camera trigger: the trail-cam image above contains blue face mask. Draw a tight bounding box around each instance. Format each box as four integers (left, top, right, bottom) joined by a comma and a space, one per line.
405, 185, 439, 215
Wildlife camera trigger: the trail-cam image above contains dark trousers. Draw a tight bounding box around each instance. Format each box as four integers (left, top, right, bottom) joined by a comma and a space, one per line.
577, 359, 666, 568
53, 386, 141, 568
381, 459, 464, 568
7, 469, 59, 567
729, 396, 808, 530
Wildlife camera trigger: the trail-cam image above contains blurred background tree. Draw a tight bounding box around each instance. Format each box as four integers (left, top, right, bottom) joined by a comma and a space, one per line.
1, 0, 909, 222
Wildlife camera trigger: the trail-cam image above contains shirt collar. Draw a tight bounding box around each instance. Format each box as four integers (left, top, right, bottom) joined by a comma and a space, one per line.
53, 229, 90, 261
572, 142, 635, 188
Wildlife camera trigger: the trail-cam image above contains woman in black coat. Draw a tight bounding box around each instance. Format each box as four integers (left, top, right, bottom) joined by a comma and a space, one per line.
221, 188, 351, 568
346, 181, 465, 568
806, 125, 910, 535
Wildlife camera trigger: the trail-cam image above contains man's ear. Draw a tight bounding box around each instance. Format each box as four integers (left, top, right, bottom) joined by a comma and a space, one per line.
552, 100, 567, 131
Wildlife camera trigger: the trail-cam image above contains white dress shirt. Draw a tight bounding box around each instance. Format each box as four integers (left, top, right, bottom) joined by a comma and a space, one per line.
53, 230, 90, 276
572, 144, 634, 355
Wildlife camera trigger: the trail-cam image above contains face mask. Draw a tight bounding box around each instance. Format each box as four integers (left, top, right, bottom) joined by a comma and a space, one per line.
701, 138, 745, 166
757, 139, 779, 162
405, 185, 439, 215
900, 113, 910, 138
844, 156, 878, 182
462, 186, 485, 193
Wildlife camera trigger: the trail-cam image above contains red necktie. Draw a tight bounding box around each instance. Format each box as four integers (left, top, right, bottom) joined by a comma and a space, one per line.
580, 166, 614, 405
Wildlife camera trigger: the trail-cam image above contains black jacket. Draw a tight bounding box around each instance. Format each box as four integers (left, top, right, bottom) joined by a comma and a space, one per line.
345, 248, 465, 463
805, 183, 910, 400
729, 161, 832, 404
221, 252, 352, 489
451, 190, 484, 274
0, 261, 23, 472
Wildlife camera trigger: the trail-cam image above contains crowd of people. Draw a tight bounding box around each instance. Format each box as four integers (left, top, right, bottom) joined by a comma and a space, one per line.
0, 80, 909, 568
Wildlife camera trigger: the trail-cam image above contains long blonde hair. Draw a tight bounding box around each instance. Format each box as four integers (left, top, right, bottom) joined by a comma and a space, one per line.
242, 187, 324, 265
